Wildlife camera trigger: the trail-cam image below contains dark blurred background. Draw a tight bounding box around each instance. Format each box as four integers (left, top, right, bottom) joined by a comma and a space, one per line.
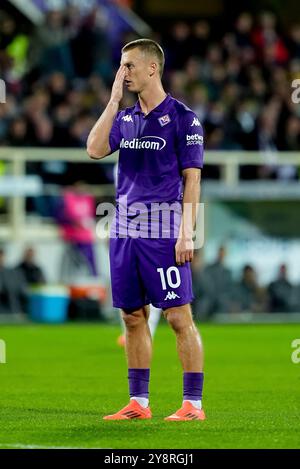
0, 0, 300, 322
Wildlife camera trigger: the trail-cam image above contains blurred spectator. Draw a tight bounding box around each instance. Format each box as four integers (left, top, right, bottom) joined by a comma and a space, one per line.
284, 116, 300, 151
0, 12, 29, 80
6, 116, 31, 146
71, 8, 111, 79
0, 12, 16, 50
47, 72, 69, 108
0, 248, 27, 314
16, 247, 46, 285
51, 103, 74, 147
164, 22, 192, 70
289, 24, 300, 59
252, 11, 289, 66
235, 264, 268, 313
28, 9, 74, 78
192, 249, 221, 319
234, 12, 253, 50
294, 282, 300, 313
190, 21, 210, 59
268, 264, 295, 313
55, 182, 98, 281
195, 246, 234, 316
69, 112, 95, 147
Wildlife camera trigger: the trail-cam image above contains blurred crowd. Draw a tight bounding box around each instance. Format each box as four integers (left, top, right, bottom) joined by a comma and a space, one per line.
1, 244, 299, 316
192, 246, 300, 318
1, 6, 300, 319
0, 7, 300, 183
0, 247, 45, 314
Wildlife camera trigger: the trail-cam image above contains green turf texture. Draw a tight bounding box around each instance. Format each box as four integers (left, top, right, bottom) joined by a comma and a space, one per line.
0, 322, 299, 449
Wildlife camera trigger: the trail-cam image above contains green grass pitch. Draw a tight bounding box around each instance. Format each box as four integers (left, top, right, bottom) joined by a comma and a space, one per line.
0, 322, 299, 449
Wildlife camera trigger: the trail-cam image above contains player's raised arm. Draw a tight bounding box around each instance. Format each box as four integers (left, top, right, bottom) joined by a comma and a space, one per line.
86, 65, 126, 159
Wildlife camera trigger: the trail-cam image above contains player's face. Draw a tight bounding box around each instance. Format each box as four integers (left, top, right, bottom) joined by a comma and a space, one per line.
121, 48, 155, 93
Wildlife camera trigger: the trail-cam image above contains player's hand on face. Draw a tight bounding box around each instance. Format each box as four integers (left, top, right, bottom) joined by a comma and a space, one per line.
175, 238, 194, 265
110, 65, 126, 104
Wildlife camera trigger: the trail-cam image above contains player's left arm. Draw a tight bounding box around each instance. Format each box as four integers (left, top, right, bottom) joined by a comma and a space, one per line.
175, 167, 201, 266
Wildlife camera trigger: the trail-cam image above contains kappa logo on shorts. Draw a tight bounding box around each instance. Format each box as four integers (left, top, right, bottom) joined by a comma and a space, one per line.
164, 291, 181, 300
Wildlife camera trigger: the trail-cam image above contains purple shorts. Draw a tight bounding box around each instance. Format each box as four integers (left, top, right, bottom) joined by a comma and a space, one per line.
109, 236, 194, 310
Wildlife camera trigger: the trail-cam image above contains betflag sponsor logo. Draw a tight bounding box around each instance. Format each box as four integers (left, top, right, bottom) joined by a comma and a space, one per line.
186, 134, 203, 145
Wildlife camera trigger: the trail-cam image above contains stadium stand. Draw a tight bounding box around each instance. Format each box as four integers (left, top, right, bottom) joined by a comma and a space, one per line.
1, 2, 300, 320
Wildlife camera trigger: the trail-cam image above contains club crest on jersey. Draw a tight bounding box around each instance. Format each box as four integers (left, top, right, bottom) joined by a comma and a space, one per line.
158, 114, 171, 127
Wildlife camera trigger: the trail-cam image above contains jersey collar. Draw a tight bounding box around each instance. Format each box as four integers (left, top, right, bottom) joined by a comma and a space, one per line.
133, 93, 172, 117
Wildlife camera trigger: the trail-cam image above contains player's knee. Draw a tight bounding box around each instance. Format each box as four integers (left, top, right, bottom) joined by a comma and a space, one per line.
164, 310, 191, 333
122, 309, 145, 330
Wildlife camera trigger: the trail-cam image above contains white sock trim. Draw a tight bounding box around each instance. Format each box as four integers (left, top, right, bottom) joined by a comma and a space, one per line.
130, 397, 149, 408
183, 399, 202, 410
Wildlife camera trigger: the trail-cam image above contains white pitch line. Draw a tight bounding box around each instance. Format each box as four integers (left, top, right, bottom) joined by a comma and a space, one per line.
0, 443, 107, 449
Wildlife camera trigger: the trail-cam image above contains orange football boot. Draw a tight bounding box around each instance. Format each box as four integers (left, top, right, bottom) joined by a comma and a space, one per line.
117, 334, 126, 348
165, 401, 206, 421
103, 400, 152, 420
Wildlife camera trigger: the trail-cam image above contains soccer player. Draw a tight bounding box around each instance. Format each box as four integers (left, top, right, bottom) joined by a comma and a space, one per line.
87, 39, 205, 421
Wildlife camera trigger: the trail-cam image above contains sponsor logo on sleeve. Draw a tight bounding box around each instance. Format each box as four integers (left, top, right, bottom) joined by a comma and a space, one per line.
186, 134, 203, 145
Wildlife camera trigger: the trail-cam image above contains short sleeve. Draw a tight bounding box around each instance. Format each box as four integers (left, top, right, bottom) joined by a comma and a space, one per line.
109, 112, 122, 153
177, 112, 204, 170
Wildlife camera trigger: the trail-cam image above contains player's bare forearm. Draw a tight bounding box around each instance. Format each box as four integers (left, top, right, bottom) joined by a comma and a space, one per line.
180, 168, 201, 238
87, 65, 125, 159
175, 168, 201, 265
86, 100, 119, 159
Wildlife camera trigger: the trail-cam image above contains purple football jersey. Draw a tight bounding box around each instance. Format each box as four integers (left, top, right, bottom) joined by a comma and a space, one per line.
108, 95, 202, 309
109, 94, 204, 208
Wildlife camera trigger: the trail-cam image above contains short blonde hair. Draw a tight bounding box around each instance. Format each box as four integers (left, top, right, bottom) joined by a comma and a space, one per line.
122, 38, 165, 78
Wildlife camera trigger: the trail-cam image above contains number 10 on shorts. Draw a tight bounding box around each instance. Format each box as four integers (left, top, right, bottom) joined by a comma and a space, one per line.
157, 267, 181, 290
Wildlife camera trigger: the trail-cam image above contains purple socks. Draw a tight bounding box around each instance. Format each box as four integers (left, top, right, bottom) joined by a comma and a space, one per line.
128, 369, 203, 403
183, 372, 204, 401
128, 368, 150, 398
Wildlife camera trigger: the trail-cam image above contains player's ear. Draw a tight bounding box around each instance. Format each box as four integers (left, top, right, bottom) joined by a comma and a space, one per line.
149, 62, 157, 77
